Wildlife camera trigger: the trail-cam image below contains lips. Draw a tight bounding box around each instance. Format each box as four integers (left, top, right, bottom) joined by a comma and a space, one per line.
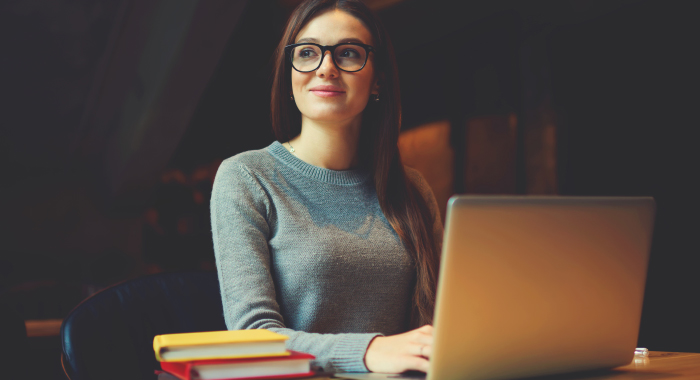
309, 85, 345, 97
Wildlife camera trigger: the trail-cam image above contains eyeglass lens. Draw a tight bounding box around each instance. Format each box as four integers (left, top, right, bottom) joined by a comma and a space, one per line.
291, 44, 367, 72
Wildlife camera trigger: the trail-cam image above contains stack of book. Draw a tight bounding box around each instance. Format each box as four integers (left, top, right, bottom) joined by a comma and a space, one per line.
153, 329, 316, 380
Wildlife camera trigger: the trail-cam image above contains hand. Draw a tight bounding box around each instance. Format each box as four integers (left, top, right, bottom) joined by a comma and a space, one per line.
364, 325, 433, 373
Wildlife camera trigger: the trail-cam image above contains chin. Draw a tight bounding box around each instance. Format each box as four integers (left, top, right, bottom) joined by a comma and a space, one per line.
310, 113, 355, 123
305, 107, 360, 123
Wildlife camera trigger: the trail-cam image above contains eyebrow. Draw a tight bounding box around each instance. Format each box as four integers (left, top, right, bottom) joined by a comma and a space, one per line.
296, 37, 368, 45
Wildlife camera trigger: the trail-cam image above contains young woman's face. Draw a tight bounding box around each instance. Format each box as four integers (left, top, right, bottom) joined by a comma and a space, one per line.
291, 10, 378, 126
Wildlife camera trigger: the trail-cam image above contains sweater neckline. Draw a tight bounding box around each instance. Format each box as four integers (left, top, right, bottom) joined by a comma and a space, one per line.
268, 141, 371, 185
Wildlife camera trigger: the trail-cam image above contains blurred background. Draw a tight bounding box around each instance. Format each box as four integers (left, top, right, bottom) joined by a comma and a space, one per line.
1, 0, 697, 378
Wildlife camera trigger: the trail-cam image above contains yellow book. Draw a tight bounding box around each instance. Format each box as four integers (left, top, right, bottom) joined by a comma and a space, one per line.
153, 329, 290, 362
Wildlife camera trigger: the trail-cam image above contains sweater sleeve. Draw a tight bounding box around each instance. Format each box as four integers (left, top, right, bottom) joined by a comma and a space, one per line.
210, 159, 379, 373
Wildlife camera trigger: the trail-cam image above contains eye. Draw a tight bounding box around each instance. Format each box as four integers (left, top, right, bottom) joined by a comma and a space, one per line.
338, 48, 361, 58
298, 48, 319, 59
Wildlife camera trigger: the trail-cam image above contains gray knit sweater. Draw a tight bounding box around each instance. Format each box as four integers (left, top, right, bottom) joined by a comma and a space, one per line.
211, 141, 442, 373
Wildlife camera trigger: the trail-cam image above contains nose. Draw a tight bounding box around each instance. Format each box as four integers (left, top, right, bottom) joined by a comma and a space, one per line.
316, 51, 339, 78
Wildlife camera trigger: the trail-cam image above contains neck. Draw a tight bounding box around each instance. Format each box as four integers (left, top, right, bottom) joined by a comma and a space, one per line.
288, 115, 362, 171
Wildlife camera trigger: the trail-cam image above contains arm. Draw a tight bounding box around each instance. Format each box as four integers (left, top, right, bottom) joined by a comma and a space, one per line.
210, 159, 379, 373
363, 167, 443, 374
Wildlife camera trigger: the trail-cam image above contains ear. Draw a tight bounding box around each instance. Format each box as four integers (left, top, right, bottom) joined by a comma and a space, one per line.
371, 75, 381, 95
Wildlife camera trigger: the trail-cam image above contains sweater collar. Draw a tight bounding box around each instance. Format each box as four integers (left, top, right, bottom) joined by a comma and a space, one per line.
268, 141, 371, 185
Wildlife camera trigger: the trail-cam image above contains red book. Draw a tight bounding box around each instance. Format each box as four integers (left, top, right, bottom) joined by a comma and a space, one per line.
159, 351, 316, 380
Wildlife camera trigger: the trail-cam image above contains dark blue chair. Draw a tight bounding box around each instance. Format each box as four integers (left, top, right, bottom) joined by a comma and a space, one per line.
60, 271, 227, 380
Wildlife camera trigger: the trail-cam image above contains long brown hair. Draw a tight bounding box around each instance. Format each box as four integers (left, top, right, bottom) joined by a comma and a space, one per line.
270, 0, 440, 326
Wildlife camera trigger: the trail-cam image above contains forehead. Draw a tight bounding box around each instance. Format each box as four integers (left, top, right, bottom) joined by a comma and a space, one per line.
296, 9, 373, 45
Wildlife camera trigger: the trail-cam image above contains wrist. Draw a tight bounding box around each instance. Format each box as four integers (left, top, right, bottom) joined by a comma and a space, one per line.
363, 335, 384, 372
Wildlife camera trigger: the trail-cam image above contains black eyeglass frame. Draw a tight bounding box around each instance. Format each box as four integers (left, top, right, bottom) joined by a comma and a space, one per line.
284, 42, 375, 73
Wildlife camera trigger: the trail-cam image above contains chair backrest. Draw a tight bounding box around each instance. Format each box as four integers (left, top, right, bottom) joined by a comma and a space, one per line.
61, 271, 227, 380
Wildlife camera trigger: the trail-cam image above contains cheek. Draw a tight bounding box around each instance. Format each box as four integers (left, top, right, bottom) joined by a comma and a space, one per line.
355, 67, 376, 94
291, 72, 307, 96
349, 73, 374, 101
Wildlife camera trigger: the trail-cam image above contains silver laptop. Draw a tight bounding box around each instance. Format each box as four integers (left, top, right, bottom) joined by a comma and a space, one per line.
337, 195, 655, 380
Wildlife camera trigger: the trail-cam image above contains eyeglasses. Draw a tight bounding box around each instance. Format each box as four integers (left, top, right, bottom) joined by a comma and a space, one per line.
285, 42, 374, 73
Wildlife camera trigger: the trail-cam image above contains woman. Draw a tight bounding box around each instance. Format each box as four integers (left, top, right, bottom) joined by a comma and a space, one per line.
211, 0, 442, 374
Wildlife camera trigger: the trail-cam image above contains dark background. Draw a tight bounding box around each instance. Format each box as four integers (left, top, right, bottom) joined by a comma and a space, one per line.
1, 0, 698, 377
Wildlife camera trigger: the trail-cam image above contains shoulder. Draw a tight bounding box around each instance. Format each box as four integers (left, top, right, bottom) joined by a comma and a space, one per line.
212, 146, 280, 212
212, 144, 281, 194
222, 145, 276, 173
215, 143, 282, 182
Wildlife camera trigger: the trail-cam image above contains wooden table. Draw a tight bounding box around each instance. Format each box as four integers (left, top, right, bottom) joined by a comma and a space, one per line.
587, 351, 700, 379
478, 352, 700, 379
332, 352, 700, 380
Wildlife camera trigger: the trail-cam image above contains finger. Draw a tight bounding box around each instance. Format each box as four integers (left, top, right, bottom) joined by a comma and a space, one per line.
416, 331, 433, 342
409, 342, 424, 357
414, 325, 434, 340
420, 344, 432, 358
403, 355, 430, 373
411, 331, 433, 346
409, 342, 433, 359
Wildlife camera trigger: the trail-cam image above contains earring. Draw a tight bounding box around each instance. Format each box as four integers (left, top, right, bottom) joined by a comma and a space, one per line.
290, 94, 294, 100
371, 94, 380, 102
